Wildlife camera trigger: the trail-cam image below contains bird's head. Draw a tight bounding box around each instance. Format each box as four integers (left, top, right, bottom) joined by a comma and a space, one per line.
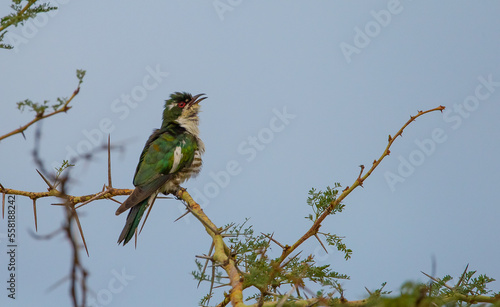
162, 92, 207, 133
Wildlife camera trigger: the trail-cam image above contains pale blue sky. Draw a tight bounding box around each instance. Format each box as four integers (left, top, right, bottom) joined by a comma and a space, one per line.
1, 1, 500, 306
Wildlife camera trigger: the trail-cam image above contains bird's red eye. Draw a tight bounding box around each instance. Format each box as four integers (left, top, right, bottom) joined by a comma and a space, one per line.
178, 102, 186, 108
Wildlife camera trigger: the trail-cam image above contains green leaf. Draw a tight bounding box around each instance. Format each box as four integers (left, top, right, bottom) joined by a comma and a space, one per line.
306, 184, 343, 222
76, 69, 86, 84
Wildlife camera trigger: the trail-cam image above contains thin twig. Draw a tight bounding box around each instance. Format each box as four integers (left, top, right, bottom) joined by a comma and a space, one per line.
195, 254, 214, 260
36, 169, 54, 190
207, 260, 217, 306
276, 106, 446, 265
107, 135, 112, 188
357, 165, 365, 187
180, 195, 219, 235
46, 275, 70, 293
0, 81, 81, 141
421, 271, 453, 290
262, 232, 285, 249
0, 0, 39, 32
176, 189, 243, 306
280, 251, 303, 269
139, 197, 156, 235
174, 210, 190, 222
75, 189, 109, 209
198, 243, 215, 288
454, 264, 470, 290
107, 197, 123, 205
1, 187, 133, 207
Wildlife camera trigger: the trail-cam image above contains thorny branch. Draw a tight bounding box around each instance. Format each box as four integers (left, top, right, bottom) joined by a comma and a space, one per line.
33, 125, 129, 306
0, 70, 84, 142
1, 134, 132, 229
3, 104, 498, 306
176, 189, 245, 306
275, 106, 446, 265
1, 120, 129, 306
186, 106, 448, 307
0, 0, 51, 33
177, 190, 368, 307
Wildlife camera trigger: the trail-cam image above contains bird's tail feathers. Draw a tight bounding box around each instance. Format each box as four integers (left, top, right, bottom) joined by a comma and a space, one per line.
117, 198, 149, 245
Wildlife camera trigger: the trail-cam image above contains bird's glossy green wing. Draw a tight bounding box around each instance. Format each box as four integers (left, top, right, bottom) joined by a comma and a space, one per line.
116, 126, 198, 215
133, 125, 198, 189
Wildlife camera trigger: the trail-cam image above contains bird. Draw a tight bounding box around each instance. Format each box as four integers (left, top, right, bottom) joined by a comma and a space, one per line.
115, 92, 207, 245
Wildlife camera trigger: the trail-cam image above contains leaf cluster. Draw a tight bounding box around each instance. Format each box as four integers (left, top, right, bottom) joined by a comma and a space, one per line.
1, 0, 57, 49
14, 69, 85, 118
321, 232, 352, 261
16, 99, 64, 116
365, 269, 499, 307
305, 185, 352, 260
305, 184, 343, 222
428, 269, 499, 305
76, 69, 86, 84
193, 218, 351, 306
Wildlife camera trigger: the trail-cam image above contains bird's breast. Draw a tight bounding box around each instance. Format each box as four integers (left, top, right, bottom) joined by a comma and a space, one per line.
161, 147, 203, 195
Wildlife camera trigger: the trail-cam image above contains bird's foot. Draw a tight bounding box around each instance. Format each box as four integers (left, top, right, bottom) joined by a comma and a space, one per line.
175, 187, 186, 199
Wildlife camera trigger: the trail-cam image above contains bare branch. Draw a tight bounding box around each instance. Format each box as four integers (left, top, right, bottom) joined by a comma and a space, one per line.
0, 80, 82, 142
262, 232, 285, 249
0, 186, 133, 207
198, 242, 215, 288
276, 106, 446, 265
454, 263, 470, 290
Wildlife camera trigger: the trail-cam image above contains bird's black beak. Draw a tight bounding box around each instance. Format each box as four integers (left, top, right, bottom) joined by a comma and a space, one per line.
188, 93, 207, 107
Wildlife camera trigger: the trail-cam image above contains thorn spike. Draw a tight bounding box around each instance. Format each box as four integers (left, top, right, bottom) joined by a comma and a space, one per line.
72, 207, 89, 256
107, 134, 112, 188
33, 199, 38, 231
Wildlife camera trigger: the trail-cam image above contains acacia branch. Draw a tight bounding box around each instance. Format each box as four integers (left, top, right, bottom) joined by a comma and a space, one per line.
65, 202, 88, 307
176, 189, 245, 307
1, 134, 131, 237
19, 130, 129, 306
277, 106, 446, 264
0, 72, 83, 142
0, 186, 133, 206
0, 0, 37, 33
1, 183, 132, 248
